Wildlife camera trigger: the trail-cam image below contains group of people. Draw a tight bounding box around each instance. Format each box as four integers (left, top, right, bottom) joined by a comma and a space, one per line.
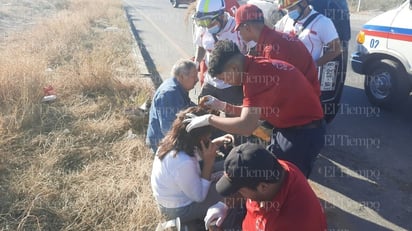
147, 0, 351, 230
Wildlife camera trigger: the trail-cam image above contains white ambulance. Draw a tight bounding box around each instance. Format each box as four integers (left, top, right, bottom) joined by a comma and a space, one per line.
351, 0, 412, 109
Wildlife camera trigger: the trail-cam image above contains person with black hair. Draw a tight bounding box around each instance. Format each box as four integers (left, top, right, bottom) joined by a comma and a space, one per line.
184, 40, 325, 178
204, 143, 327, 230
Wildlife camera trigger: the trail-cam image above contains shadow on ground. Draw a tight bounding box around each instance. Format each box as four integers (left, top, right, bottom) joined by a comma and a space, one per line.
311, 86, 412, 231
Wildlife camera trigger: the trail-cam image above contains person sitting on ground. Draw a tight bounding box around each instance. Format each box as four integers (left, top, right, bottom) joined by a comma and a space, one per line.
204, 143, 327, 230
151, 106, 234, 224
146, 59, 198, 154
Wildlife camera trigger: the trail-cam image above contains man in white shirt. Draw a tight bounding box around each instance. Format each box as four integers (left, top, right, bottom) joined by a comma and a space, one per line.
276, 0, 343, 123
275, 0, 341, 67
193, 0, 247, 106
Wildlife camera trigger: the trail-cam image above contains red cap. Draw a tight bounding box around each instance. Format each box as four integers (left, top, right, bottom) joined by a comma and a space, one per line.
234, 4, 265, 31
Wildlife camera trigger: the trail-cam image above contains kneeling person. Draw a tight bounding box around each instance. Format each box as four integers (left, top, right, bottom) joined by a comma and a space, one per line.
205, 143, 327, 230
151, 106, 233, 224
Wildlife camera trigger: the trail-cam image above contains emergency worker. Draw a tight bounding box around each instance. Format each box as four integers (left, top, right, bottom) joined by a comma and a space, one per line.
185, 40, 326, 178
234, 4, 319, 96
275, 0, 341, 67
192, 0, 246, 106
187, 0, 240, 86
204, 143, 327, 230
310, 0, 350, 65
275, 0, 342, 123
311, 0, 351, 122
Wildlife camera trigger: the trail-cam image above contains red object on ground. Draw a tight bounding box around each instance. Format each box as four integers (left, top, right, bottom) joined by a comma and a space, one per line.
43, 85, 56, 96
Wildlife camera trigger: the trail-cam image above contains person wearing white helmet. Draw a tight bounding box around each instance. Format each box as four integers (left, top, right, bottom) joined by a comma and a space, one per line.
193, 0, 248, 107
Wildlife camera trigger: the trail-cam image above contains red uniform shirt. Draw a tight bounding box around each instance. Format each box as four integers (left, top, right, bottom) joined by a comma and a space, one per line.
242, 56, 324, 128
256, 26, 320, 97
242, 160, 327, 231
224, 0, 239, 17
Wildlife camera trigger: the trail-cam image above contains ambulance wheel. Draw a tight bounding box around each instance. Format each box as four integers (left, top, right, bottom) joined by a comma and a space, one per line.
364, 59, 410, 109
170, 0, 179, 8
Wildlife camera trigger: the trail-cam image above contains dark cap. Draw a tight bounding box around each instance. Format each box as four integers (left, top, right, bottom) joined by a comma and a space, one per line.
234, 4, 265, 31
216, 143, 283, 196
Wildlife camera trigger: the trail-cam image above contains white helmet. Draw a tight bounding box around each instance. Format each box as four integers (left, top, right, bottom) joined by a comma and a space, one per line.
193, 0, 225, 20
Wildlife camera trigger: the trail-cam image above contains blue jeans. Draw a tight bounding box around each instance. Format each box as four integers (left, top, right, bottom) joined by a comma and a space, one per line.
158, 182, 222, 223
268, 121, 326, 178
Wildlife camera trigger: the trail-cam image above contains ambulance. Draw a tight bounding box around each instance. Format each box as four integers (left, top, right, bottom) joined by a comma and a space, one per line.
351, 0, 412, 109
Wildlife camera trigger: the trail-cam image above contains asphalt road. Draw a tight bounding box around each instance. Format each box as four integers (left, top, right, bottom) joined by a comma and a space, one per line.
124, 0, 412, 230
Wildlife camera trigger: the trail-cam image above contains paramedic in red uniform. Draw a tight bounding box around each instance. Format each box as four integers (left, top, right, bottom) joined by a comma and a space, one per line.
185, 40, 326, 178
204, 143, 327, 230
234, 4, 320, 96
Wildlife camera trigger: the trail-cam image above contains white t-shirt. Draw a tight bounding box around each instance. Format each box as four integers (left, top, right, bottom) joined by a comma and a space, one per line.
275, 8, 338, 62
194, 13, 247, 89
151, 150, 211, 208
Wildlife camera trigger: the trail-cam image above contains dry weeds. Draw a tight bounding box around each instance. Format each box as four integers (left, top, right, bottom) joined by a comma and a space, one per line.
0, 0, 409, 230
0, 0, 159, 230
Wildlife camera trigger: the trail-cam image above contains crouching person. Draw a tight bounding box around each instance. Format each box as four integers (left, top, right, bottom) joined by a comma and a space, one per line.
151, 106, 234, 225
204, 143, 327, 230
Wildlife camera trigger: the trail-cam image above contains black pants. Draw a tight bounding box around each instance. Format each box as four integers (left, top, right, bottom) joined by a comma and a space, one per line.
268, 121, 326, 178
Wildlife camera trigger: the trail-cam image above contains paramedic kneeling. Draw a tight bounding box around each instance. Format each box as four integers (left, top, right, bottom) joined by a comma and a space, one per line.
204, 143, 327, 230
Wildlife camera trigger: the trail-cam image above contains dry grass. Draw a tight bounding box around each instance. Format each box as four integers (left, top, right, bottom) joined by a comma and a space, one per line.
0, 0, 160, 230
6, 0, 407, 230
